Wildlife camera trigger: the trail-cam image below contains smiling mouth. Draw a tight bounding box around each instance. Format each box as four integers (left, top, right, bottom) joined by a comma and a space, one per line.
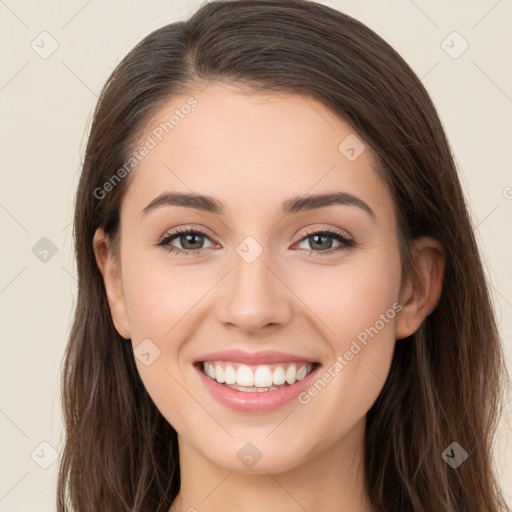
197, 361, 319, 393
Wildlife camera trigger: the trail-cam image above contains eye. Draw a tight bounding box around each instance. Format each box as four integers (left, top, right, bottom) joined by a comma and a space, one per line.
293, 226, 355, 256
156, 225, 355, 257
157, 227, 216, 256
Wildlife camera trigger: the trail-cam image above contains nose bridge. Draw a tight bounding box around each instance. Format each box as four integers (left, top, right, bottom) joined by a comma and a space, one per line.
217, 235, 292, 333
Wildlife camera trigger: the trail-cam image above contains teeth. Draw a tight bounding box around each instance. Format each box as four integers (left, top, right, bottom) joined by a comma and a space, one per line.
223, 383, 285, 393
202, 361, 314, 389
237, 365, 254, 387
254, 366, 273, 387
285, 365, 297, 384
272, 366, 286, 385
296, 365, 308, 380
214, 365, 225, 384
224, 366, 237, 385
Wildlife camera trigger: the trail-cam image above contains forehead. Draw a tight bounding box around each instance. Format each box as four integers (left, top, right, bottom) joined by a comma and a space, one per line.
123, 82, 393, 224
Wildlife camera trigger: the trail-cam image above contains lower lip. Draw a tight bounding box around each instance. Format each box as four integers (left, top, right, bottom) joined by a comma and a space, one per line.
195, 363, 321, 413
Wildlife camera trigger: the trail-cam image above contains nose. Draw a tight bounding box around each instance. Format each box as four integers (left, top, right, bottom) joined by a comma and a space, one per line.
216, 247, 293, 335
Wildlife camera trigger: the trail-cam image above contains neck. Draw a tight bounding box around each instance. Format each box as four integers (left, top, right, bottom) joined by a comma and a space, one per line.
169, 417, 374, 512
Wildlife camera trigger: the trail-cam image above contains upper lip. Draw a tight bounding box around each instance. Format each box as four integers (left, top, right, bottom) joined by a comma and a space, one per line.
194, 350, 319, 366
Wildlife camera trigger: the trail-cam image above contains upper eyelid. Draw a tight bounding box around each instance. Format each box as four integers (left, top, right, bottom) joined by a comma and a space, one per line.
301, 225, 352, 240
160, 225, 218, 243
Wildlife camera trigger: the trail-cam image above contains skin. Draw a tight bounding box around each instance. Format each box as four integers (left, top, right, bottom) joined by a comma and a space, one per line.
93, 82, 445, 512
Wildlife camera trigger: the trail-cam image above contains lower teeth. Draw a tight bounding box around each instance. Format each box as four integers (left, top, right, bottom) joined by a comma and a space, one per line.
222, 382, 290, 392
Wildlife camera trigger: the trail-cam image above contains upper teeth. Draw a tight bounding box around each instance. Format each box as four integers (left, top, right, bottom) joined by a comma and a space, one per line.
203, 361, 314, 387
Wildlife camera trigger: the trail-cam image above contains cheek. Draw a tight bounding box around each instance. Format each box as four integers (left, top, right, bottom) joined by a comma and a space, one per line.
289, 247, 401, 409
120, 256, 204, 431
121, 250, 199, 338
290, 250, 402, 349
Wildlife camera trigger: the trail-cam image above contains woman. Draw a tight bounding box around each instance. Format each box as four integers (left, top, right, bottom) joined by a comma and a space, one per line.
57, 1, 511, 511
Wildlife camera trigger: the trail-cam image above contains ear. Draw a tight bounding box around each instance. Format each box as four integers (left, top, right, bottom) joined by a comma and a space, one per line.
395, 236, 446, 340
92, 227, 131, 339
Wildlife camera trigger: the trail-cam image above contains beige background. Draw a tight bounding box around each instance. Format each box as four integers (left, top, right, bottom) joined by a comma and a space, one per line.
1, 0, 511, 510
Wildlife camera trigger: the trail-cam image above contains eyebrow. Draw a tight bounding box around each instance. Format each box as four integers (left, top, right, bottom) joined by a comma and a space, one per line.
140, 191, 376, 220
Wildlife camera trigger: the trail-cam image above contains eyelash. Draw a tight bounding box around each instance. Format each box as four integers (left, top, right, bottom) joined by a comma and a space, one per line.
156, 225, 355, 258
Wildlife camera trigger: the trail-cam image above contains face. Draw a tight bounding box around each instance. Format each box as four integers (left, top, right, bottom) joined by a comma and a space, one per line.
95, 82, 410, 474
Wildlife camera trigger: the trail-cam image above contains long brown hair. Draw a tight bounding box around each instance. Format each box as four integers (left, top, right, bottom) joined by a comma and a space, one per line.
57, 1, 510, 510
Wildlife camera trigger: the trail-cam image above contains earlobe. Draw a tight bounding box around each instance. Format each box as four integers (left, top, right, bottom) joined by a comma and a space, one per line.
395, 236, 446, 340
92, 227, 131, 339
